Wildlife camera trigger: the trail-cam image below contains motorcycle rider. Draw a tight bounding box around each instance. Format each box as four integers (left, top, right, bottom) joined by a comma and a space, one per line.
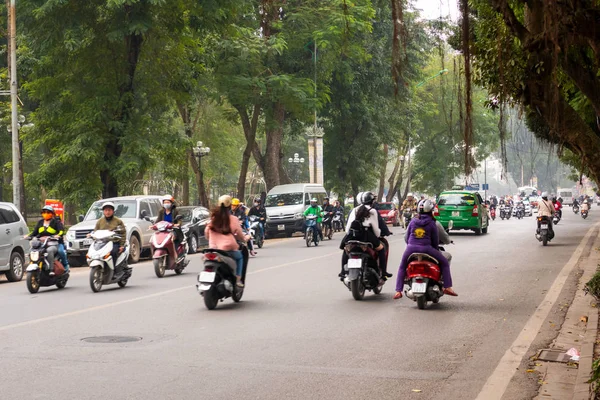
304, 198, 323, 241
322, 197, 334, 234
232, 198, 256, 256
394, 199, 458, 299
333, 199, 345, 227
538, 192, 555, 237
205, 195, 250, 288
553, 196, 563, 220
93, 202, 127, 275
401, 193, 418, 228
156, 195, 184, 267
340, 191, 392, 279
490, 195, 498, 210
248, 197, 266, 241
25, 206, 65, 275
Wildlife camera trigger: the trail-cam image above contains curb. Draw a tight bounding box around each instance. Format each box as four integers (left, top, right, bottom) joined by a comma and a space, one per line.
574, 298, 599, 400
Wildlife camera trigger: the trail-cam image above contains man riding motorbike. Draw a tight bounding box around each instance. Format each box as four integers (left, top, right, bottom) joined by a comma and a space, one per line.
205, 195, 251, 288
394, 199, 458, 299
322, 197, 334, 234
339, 191, 392, 280
92, 202, 127, 275
333, 199, 345, 226
401, 193, 418, 228
248, 197, 266, 241
304, 198, 323, 241
25, 206, 66, 275
538, 192, 555, 236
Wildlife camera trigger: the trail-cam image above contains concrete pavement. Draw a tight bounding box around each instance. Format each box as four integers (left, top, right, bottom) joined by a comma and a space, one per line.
0, 209, 596, 399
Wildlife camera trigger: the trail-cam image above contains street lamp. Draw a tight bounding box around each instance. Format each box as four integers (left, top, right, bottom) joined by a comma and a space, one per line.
192, 141, 210, 206
288, 153, 305, 182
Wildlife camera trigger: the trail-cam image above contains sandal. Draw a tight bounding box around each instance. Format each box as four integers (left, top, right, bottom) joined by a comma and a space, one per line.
393, 291, 403, 299
443, 288, 458, 296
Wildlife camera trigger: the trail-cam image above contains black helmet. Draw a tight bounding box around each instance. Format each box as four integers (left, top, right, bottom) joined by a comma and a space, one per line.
361, 191, 375, 205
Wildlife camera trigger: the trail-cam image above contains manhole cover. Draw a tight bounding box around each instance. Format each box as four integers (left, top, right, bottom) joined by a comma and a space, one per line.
537, 349, 571, 363
81, 336, 142, 344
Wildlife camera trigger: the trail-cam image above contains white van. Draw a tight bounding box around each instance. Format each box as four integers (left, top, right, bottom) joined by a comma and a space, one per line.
557, 188, 573, 205
265, 183, 328, 237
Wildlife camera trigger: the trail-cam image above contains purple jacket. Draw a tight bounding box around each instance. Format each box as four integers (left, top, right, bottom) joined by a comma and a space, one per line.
405, 214, 439, 250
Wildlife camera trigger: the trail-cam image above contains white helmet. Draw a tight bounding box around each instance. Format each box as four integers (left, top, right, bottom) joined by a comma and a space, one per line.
101, 202, 115, 210
407, 193, 414, 198
541, 192, 548, 199
356, 192, 364, 205
418, 199, 434, 213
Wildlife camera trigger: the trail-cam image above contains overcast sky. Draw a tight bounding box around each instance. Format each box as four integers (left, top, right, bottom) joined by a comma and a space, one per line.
413, 0, 459, 21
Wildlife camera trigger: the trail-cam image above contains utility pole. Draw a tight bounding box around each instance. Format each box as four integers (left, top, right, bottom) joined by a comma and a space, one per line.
9, 0, 20, 210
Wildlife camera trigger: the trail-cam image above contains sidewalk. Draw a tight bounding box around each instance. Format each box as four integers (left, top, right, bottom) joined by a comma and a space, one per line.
533, 237, 600, 400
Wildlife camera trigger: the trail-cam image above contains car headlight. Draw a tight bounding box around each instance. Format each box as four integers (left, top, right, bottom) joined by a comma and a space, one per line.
66, 230, 75, 241
294, 213, 303, 219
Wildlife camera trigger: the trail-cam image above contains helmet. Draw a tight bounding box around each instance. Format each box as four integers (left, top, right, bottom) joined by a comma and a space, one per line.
218, 195, 232, 208
418, 199, 434, 214
162, 195, 175, 204
41, 205, 55, 214
310, 197, 318, 204
356, 192, 364, 205
361, 191, 375, 205
324, 197, 329, 201
254, 197, 261, 203
541, 192, 548, 200
407, 193, 414, 198
231, 198, 241, 207
101, 202, 115, 210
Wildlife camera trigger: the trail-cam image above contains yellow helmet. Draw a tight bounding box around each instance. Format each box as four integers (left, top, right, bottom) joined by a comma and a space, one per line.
231, 198, 240, 207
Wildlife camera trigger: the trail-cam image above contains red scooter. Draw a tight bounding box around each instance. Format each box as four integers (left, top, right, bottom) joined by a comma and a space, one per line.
150, 219, 189, 278
490, 207, 496, 221
405, 252, 444, 309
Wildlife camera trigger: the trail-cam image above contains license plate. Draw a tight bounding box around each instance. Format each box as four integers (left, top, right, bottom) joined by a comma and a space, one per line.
199, 271, 216, 283
82, 239, 93, 246
452, 211, 460, 217
540, 224, 548, 229
347, 258, 362, 269
412, 282, 427, 293
277, 224, 285, 231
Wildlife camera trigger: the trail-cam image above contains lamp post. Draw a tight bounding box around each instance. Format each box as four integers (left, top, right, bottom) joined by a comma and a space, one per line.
192, 141, 210, 206
287, 153, 305, 183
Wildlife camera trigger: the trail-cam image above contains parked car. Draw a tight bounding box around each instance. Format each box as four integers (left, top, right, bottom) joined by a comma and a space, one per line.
265, 183, 328, 238
177, 206, 211, 254
65, 195, 163, 267
0, 202, 28, 282
435, 190, 489, 235
375, 202, 400, 226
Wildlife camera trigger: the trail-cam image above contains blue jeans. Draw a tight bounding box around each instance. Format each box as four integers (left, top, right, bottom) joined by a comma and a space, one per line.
258, 222, 265, 239
58, 244, 69, 271
229, 250, 244, 276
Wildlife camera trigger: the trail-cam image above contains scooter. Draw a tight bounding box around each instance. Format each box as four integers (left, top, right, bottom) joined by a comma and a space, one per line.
342, 238, 389, 300
333, 211, 344, 232
25, 237, 70, 293
305, 215, 320, 247
536, 215, 554, 246
197, 245, 249, 310
582, 209, 589, 219
248, 215, 264, 249
490, 207, 496, 221
87, 230, 132, 292
553, 211, 561, 225
150, 219, 189, 278
573, 204, 580, 214
322, 212, 334, 240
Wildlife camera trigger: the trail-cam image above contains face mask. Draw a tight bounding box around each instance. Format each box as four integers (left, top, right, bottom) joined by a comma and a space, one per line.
42, 213, 52, 221
164, 203, 172, 210
254, 202, 259, 207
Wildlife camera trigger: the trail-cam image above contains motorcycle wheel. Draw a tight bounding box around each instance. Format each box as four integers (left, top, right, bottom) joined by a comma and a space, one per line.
373, 284, 382, 295
417, 296, 427, 310
305, 231, 312, 247
350, 279, 365, 300
89, 266, 103, 293
232, 285, 244, 302
154, 258, 166, 278
56, 279, 67, 289
257, 236, 263, 249
175, 267, 183, 275
118, 279, 128, 288
327, 228, 333, 240
542, 235, 548, 246
203, 287, 219, 310
26, 271, 40, 294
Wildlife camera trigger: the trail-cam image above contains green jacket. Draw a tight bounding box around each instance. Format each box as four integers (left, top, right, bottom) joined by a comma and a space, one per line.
303, 205, 323, 223
94, 216, 126, 246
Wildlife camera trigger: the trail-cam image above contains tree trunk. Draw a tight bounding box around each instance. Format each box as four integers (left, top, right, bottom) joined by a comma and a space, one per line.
182, 173, 189, 206
263, 102, 285, 190
377, 144, 389, 202
235, 104, 261, 200
189, 151, 209, 207
65, 201, 76, 226
387, 155, 406, 202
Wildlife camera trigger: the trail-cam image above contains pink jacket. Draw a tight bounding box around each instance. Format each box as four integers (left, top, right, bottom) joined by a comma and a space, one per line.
205, 215, 245, 251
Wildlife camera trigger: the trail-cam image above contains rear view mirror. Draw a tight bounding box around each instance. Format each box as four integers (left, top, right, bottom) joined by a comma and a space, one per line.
78, 215, 84, 223
192, 217, 199, 224
140, 210, 148, 218
175, 215, 183, 222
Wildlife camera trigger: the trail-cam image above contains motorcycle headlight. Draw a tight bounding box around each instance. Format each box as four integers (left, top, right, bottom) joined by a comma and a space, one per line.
30, 251, 39, 262
66, 230, 75, 241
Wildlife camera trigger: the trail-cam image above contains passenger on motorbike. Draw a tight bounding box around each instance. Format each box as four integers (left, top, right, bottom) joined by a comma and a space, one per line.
204, 195, 250, 288
538, 193, 555, 235
394, 199, 457, 299
248, 198, 266, 240
232, 198, 256, 256
322, 197, 334, 232
54, 215, 69, 271
25, 206, 65, 275
304, 199, 323, 241
339, 191, 392, 279
92, 202, 127, 274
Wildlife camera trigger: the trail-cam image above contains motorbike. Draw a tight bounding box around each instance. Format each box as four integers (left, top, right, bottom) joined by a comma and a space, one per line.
197, 245, 249, 310
248, 215, 264, 249
322, 212, 333, 240
404, 220, 453, 309
582, 209, 589, 219
573, 204, 580, 214
536, 215, 554, 246
515, 204, 525, 219
25, 237, 70, 293
403, 209, 415, 227
305, 215, 320, 247
87, 229, 132, 292
490, 207, 496, 221
150, 218, 189, 278
499, 205, 512, 220
333, 211, 344, 232
553, 211, 561, 225
342, 237, 389, 300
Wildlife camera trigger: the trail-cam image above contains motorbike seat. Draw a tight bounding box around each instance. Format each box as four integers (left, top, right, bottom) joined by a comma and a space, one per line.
346, 240, 373, 247
407, 253, 439, 264
203, 249, 238, 272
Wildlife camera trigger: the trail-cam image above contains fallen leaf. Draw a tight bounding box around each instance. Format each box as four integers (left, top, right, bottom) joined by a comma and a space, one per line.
499, 298, 504, 301
581, 316, 589, 323
412, 389, 422, 393
535, 363, 543, 367
526, 369, 536, 373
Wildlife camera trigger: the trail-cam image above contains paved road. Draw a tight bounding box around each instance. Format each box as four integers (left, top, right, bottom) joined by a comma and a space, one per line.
0, 209, 595, 399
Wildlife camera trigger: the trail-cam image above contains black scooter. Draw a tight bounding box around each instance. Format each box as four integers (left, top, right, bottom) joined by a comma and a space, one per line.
536, 215, 554, 246
25, 237, 70, 293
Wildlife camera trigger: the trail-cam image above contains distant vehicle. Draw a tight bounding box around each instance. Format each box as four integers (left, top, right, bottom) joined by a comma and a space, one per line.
66, 195, 163, 267
435, 190, 489, 235
177, 206, 210, 254
0, 202, 28, 282
375, 202, 400, 226
264, 183, 327, 238
557, 188, 573, 205
529, 195, 539, 210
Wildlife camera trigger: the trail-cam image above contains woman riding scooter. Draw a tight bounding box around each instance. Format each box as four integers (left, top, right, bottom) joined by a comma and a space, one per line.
394, 199, 458, 299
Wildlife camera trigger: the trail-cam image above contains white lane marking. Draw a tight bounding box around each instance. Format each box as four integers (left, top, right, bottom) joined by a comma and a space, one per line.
475, 222, 600, 400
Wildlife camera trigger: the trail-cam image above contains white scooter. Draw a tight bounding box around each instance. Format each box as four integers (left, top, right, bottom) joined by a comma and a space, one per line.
87, 230, 132, 292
